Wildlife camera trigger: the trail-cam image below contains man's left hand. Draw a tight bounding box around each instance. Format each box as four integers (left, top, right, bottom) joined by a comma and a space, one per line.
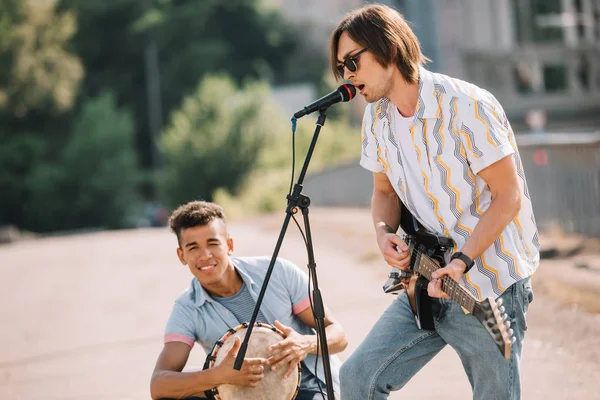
427, 259, 467, 298
267, 320, 313, 379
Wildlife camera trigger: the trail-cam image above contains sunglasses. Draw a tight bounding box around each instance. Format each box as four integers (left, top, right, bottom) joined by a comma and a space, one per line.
337, 48, 368, 76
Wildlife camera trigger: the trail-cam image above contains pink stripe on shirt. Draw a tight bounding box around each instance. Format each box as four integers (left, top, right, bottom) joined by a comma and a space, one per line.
292, 296, 311, 314
164, 333, 194, 348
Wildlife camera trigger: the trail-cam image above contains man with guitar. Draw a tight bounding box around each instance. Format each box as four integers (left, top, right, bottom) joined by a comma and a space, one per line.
330, 4, 539, 400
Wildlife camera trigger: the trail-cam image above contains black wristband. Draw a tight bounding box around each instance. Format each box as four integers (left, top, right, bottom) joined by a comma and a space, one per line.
450, 252, 475, 273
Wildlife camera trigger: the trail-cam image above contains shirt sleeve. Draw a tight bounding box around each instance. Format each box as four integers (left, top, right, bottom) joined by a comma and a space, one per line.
459, 96, 515, 175
278, 258, 311, 315
164, 300, 197, 348
359, 103, 386, 173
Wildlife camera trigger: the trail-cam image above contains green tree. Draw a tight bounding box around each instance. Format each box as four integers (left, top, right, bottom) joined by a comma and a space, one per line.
24, 91, 141, 232
157, 75, 275, 209
56, 0, 151, 163
0, 133, 47, 227
214, 101, 361, 217
65, 91, 139, 230
57, 0, 320, 171
0, 0, 83, 229
0, 0, 82, 131
0, 0, 25, 110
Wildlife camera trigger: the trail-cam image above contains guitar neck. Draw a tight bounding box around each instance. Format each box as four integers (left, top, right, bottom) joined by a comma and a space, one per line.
414, 251, 477, 313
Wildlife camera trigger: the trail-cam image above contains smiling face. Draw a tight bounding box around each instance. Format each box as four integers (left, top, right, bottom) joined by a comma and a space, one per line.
336, 31, 398, 103
176, 219, 240, 296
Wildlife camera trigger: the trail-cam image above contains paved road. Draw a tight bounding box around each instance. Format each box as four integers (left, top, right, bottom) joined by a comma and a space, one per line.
1, 208, 598, 399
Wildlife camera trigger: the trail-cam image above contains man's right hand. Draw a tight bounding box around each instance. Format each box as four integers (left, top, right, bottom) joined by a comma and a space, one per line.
217, 336, 266, 387
377, 232, 410, 270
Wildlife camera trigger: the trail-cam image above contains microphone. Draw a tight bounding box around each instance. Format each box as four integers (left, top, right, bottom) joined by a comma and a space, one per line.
293, 84, 356, 119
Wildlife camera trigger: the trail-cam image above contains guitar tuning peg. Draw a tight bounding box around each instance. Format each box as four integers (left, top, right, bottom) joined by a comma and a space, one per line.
504, 320, 511, 328
496, 298, 503, 306
498, 306, 505, 314
511, 336, 517, 344
507, 328, 514, 337
502, 313, 508, 322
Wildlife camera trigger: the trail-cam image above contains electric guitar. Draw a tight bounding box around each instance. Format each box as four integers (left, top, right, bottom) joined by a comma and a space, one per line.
382, 203, 515, 359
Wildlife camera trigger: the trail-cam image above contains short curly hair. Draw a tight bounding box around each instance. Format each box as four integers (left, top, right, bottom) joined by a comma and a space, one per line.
168, 201, 227, 245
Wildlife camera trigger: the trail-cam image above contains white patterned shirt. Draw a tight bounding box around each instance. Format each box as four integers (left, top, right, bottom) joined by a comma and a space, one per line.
360, 67, 540, 300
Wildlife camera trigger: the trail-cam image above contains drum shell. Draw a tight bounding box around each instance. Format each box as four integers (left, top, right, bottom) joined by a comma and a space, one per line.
206, 324, 300, 400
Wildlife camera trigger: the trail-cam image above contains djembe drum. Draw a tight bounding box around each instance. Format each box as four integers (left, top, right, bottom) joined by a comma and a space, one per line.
203, 322, 300, 400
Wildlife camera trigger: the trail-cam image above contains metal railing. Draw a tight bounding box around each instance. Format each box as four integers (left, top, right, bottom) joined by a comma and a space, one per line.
516, 132, 600, 236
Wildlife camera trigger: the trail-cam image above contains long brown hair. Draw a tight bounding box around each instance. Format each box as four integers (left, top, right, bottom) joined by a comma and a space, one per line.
330, 4, 429, 84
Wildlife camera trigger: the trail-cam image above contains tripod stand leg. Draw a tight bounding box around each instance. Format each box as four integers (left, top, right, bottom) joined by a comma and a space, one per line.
233, 212, 293, 370
301, 206, 335, 400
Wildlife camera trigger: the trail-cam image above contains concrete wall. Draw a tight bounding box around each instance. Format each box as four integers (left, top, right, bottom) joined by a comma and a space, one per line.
303, 162, 372, 207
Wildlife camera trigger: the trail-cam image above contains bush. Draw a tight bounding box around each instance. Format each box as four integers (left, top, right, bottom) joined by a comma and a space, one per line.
24, 91, 142, 231
214, 106, 361, 219
159, 75, 361, 219
157, 75, 276, 209
0, 133, 48, 228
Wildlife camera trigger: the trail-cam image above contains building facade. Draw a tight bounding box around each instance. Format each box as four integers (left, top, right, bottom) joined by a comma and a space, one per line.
398, 0, 600, 130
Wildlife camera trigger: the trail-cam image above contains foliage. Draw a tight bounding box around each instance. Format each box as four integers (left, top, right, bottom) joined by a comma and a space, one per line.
57, 0, 317, 170
214, 105, 361, 219
0, 0, 338, 232
56, 91, 141, 230
0, 1, 82, 121
160, 73, 360, 218
0, 0, 84, 230
1, 92, 141, 232
7, 91, 141, 232
157, 75, 271, 209
0, 132, 47, 227
0, 0, 25, 109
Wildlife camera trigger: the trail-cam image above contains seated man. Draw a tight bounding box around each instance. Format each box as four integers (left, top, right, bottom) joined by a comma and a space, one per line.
150, 201, 348, 400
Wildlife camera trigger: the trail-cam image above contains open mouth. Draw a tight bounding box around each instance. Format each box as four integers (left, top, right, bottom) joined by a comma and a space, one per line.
357, 84, 366, 94
198, 264, 216, 272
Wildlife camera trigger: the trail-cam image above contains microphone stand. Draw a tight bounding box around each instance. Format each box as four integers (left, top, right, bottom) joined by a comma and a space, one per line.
233, 109, 335, 399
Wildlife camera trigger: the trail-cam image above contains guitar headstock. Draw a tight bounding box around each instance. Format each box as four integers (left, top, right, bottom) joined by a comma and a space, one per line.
473, 297, 515, 359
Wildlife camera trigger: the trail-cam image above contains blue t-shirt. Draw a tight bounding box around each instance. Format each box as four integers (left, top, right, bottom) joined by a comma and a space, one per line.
163, 256, 340, 393
211, 281, 268, 324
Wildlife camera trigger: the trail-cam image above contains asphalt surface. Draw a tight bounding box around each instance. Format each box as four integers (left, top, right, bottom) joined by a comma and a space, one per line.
1, 207, 598, 399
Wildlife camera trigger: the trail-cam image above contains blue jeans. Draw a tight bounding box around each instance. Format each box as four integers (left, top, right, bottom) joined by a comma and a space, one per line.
340, 278, 533, 400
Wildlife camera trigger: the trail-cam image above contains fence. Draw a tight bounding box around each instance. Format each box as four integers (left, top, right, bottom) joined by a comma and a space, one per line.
516, 132, 600, 236
304, 132, 600, 237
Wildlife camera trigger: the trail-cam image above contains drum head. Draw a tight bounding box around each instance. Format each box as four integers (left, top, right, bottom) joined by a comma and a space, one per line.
209, 323, 300, 400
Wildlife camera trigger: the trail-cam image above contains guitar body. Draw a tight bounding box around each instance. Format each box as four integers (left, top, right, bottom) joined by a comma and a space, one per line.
383, 202, 454, 331
405, 276, 435, 330
382, 202, 515, 359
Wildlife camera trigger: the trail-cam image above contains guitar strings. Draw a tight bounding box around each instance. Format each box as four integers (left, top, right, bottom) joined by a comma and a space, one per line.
404, 245, 477, 310
405, 245, 511, 345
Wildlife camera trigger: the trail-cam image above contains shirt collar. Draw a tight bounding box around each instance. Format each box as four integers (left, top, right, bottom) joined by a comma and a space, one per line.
192, 258, 256, 307
415, 66, 441, 120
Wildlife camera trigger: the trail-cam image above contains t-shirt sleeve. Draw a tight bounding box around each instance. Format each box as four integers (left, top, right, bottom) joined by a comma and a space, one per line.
278, 258, 311, 315
164, 300, 197, 348
459, 97, 515, 175
359, 103, 386, 173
